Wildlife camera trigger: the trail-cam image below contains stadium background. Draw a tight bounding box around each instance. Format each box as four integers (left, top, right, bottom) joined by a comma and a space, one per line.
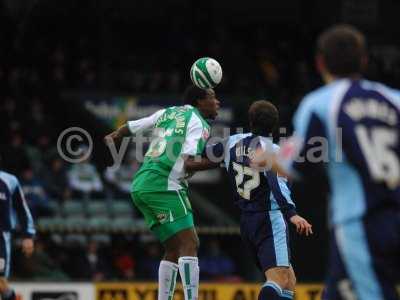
0, 0, 399, 299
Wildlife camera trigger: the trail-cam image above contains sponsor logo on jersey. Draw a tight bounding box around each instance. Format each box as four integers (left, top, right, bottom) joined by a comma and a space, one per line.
0, 192, 6, 201
202, 129, 210, 141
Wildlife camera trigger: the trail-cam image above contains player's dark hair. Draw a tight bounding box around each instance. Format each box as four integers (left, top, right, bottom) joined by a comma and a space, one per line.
248, 100, 279, 136
182, 85, 209, 106
317, 24, 366, 77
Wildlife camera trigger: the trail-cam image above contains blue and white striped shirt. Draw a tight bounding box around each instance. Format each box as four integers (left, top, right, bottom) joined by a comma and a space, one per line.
0, 171, 36, 236
285, 79, 400, 225
207, 133, 296, 218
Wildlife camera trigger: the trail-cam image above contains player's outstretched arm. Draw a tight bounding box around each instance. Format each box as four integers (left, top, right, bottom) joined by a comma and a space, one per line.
104, 109, 166, 145
289, 215, 313, 236
104, 124, 130, 145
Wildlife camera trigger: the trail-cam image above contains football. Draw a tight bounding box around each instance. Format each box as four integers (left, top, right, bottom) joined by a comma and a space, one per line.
190, 57, 222, 89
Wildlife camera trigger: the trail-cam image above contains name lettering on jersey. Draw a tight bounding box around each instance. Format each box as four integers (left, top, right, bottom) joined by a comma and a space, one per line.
175, 114, 186, 134
0, 192, 6, 201
155, 114, 168, 127
236, 145, 256, 160
155, 109, 187, 134
168, 112, 177, 120
344, 98, 398, 125
156, 111, 177, 127
155, 106, 188, 127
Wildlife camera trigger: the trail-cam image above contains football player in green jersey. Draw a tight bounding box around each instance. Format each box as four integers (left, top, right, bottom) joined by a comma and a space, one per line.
105, 86, 220, 300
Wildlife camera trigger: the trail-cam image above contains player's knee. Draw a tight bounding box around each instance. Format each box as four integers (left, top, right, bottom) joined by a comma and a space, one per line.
163, 252, 179, 263
179, 235, 199, 256
179, 240, 199, 256
164, 243, 180, 263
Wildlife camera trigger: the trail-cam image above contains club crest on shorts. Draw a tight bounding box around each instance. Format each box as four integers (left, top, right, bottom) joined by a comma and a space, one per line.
157, 213, 168, 223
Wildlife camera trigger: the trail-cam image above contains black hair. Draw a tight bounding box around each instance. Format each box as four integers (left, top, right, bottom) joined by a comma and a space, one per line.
182, 85, 209, 106
248, 100, 279, 136
317, 24, 366, 77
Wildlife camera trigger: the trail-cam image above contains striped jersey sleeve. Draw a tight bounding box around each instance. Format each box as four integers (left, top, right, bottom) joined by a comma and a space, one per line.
266, 169, 297, 220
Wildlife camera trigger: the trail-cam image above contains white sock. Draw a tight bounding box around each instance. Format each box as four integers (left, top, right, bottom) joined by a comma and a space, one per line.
158, 260, 179, 300
178, 256, 199, 300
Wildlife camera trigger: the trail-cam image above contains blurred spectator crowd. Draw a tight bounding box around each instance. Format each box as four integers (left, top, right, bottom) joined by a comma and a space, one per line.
12, 233, 240, 282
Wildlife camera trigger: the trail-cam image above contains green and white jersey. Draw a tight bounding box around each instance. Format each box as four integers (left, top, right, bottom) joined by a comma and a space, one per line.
128, 105, 210, 192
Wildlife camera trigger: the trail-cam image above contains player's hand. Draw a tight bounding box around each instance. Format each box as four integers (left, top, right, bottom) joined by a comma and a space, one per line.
104, 131, 120, 146
21, 238, 34, 257
290, 215, 313, 236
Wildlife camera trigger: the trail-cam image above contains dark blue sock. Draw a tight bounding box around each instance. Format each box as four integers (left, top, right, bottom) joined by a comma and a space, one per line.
2, 289, 16, 300
258, 281, 294, 300
282, 289, 294, 299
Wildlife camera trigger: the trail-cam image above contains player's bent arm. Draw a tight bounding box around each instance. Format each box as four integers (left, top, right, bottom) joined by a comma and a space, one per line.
184, 156, 220, 172
184, 139, 226, 172
283, 205, 297, 220
269, 172, 298, 221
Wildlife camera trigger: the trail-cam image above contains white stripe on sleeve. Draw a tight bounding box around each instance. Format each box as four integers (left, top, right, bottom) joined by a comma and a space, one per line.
181, 113, 203, 156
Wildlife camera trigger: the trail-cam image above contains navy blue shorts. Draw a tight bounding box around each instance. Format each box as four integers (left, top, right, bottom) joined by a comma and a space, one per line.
0, 231, 11, 278
323, 210, 400, 300
240, 210, 290, 272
